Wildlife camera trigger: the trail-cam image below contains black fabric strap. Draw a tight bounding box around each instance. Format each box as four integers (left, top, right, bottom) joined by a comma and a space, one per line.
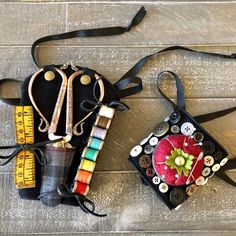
157, 71, 185, 112
0, 79, 21, 106
31, 7, 146, 68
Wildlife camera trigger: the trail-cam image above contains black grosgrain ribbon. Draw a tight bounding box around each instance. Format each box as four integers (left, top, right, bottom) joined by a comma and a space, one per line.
0, 138, 63, 166
58, 184, 107, 217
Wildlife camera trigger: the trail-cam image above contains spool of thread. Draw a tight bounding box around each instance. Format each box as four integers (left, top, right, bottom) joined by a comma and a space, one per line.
82, 147, 99, 162
95, 116, 112, 129
91, 126, 107, 140
73, 181, 89, 196
75, 170, 92, 184
99, 105, 115, 119
79, 159, 96, 172
87, 137, 104, 151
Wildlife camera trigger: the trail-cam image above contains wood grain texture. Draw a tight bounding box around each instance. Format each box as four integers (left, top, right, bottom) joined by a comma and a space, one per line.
1, 46, 236, 98
1, 2, 236, 46
0, 173, 236, 234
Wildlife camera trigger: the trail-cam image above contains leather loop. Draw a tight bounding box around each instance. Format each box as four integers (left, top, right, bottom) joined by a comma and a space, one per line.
157, 71, 185, 112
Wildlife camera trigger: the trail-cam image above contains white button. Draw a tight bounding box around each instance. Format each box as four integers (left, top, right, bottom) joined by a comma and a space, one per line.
202, 167, 211, 177
212, 163, 221, 172
220, 157, 228, 166
159, 183, 169, 193
204, 155, 214, 167
202, 177, 208, 185
149, 137, 158, 146
130, 145, 142, 157
152, 176, 161, 185
181, 122, 196, 136
140, 133, 153, 146
195, 176, 205, 186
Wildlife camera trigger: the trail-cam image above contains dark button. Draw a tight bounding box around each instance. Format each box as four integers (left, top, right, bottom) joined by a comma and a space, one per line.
193, 132, 204, 142
169, 188, 186, 206
146, 168, 155, 177
202, 141, 215, 155
139, 155, 152, 168
169, 112, 181, 124
214, 151, 223, 161
144, 145, 154, 154
153, 121, 169, 137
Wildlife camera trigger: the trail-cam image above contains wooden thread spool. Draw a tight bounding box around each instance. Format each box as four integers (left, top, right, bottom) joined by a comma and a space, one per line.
95, 116, 112, 129
98, 105, 115, 119
82, 147, 99, 162
87, 137, 104, 151
73, 181, 89, 196
75, 170, 92, 185
79, 159, 96, 172
91, 126, 107, 140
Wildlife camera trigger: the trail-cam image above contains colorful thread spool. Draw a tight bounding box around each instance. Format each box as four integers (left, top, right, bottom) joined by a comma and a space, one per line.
87, 137, 104, 150
91, 126, 107, 140
82, 147, 99, 162
79, 159, 96, 172
75, 170, 92, 184
73, 181, 89, 196
95, 116, 112, 129
99, 105, 115, 119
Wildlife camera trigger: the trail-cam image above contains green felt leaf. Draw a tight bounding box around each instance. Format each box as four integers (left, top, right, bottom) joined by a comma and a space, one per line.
185, 160, 193, 170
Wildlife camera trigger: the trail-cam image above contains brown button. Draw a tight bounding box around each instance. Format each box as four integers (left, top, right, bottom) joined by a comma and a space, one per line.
139, 155, 152, 168
186, 184, 198, 196
146, 168, 155, 177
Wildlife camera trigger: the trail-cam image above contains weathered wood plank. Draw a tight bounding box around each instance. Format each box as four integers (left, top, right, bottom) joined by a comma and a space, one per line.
1, 2, 236, 46
1, 46, 236, 98
1, 98, 236, 172
0, 173, 236, 234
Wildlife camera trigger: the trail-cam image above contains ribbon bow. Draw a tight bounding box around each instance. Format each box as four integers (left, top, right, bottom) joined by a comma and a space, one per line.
0, 138, 63, 166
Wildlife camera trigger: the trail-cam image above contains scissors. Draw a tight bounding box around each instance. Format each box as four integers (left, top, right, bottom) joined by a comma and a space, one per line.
28, 64, 105, 145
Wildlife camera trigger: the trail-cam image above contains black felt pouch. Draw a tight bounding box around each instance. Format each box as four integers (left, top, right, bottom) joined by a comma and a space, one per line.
129, 71, 232, 209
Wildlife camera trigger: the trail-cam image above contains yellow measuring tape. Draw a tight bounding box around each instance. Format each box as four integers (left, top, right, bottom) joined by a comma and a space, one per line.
14, 106, 36, 189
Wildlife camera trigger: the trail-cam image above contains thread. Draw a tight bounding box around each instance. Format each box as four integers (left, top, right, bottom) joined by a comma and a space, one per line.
75, 170, 92, 184
91, 126, 107, 140
98, 105, 115, 119
73, 181, 89, 196
95, 116, 112, 129
87, 137, 104, 150
79, 159, 96, 172
82, 147, 99, 162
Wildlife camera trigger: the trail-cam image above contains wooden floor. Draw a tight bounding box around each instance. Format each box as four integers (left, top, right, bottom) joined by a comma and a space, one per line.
1, 0, 236, 235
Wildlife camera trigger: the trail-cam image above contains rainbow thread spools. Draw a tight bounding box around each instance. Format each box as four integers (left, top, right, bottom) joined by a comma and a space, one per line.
73, 105, 115, 196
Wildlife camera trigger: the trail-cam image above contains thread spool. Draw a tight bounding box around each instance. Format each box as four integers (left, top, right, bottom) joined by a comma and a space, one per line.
75, 170, 92, 184
91, 126, 107, 140
95, 116, 112, 129
82, 147, 99, 162
79, 159, 96, 172
99, 105, 115, 119
87, 137, 104, 151
73, 181, 89, 196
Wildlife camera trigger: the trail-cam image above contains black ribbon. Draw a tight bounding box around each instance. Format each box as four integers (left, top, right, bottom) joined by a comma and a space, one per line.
0, 138, 63, 166
58, 184, 107, 217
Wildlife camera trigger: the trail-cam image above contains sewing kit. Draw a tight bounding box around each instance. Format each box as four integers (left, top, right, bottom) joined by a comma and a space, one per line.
0, 6, 236, 216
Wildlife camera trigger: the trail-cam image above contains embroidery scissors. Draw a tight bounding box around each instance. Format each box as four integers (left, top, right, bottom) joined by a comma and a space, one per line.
28, 66, 105, 144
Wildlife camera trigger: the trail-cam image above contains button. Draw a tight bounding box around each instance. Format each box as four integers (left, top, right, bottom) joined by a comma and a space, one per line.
202, 167, 211, 177
220, 157, 228, 166
130, 145, 142, 157
181, 122, 196, 136
144, 145, 154, 154
169, 112, 181, 124
146, 168, 155, 177
193, 132, 204, 142
171, 125, 180, 134
153, 122, 169, 137
140, 133, 153, 146
195, 176, 205, 186
152, 176, 161, 185
202, 141, 215, 155
139, 155, 152, 168
169, 188, 186, 206
202, 177, 208, 185
80, 75, 91, 85
186, 184, 198, 196
159, 183, 169, 193
204, 155, 214, 167
44, 71, 55, 81
149, 137, 158, 146
214, 151, 223, 161
212, 163, 221, 172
